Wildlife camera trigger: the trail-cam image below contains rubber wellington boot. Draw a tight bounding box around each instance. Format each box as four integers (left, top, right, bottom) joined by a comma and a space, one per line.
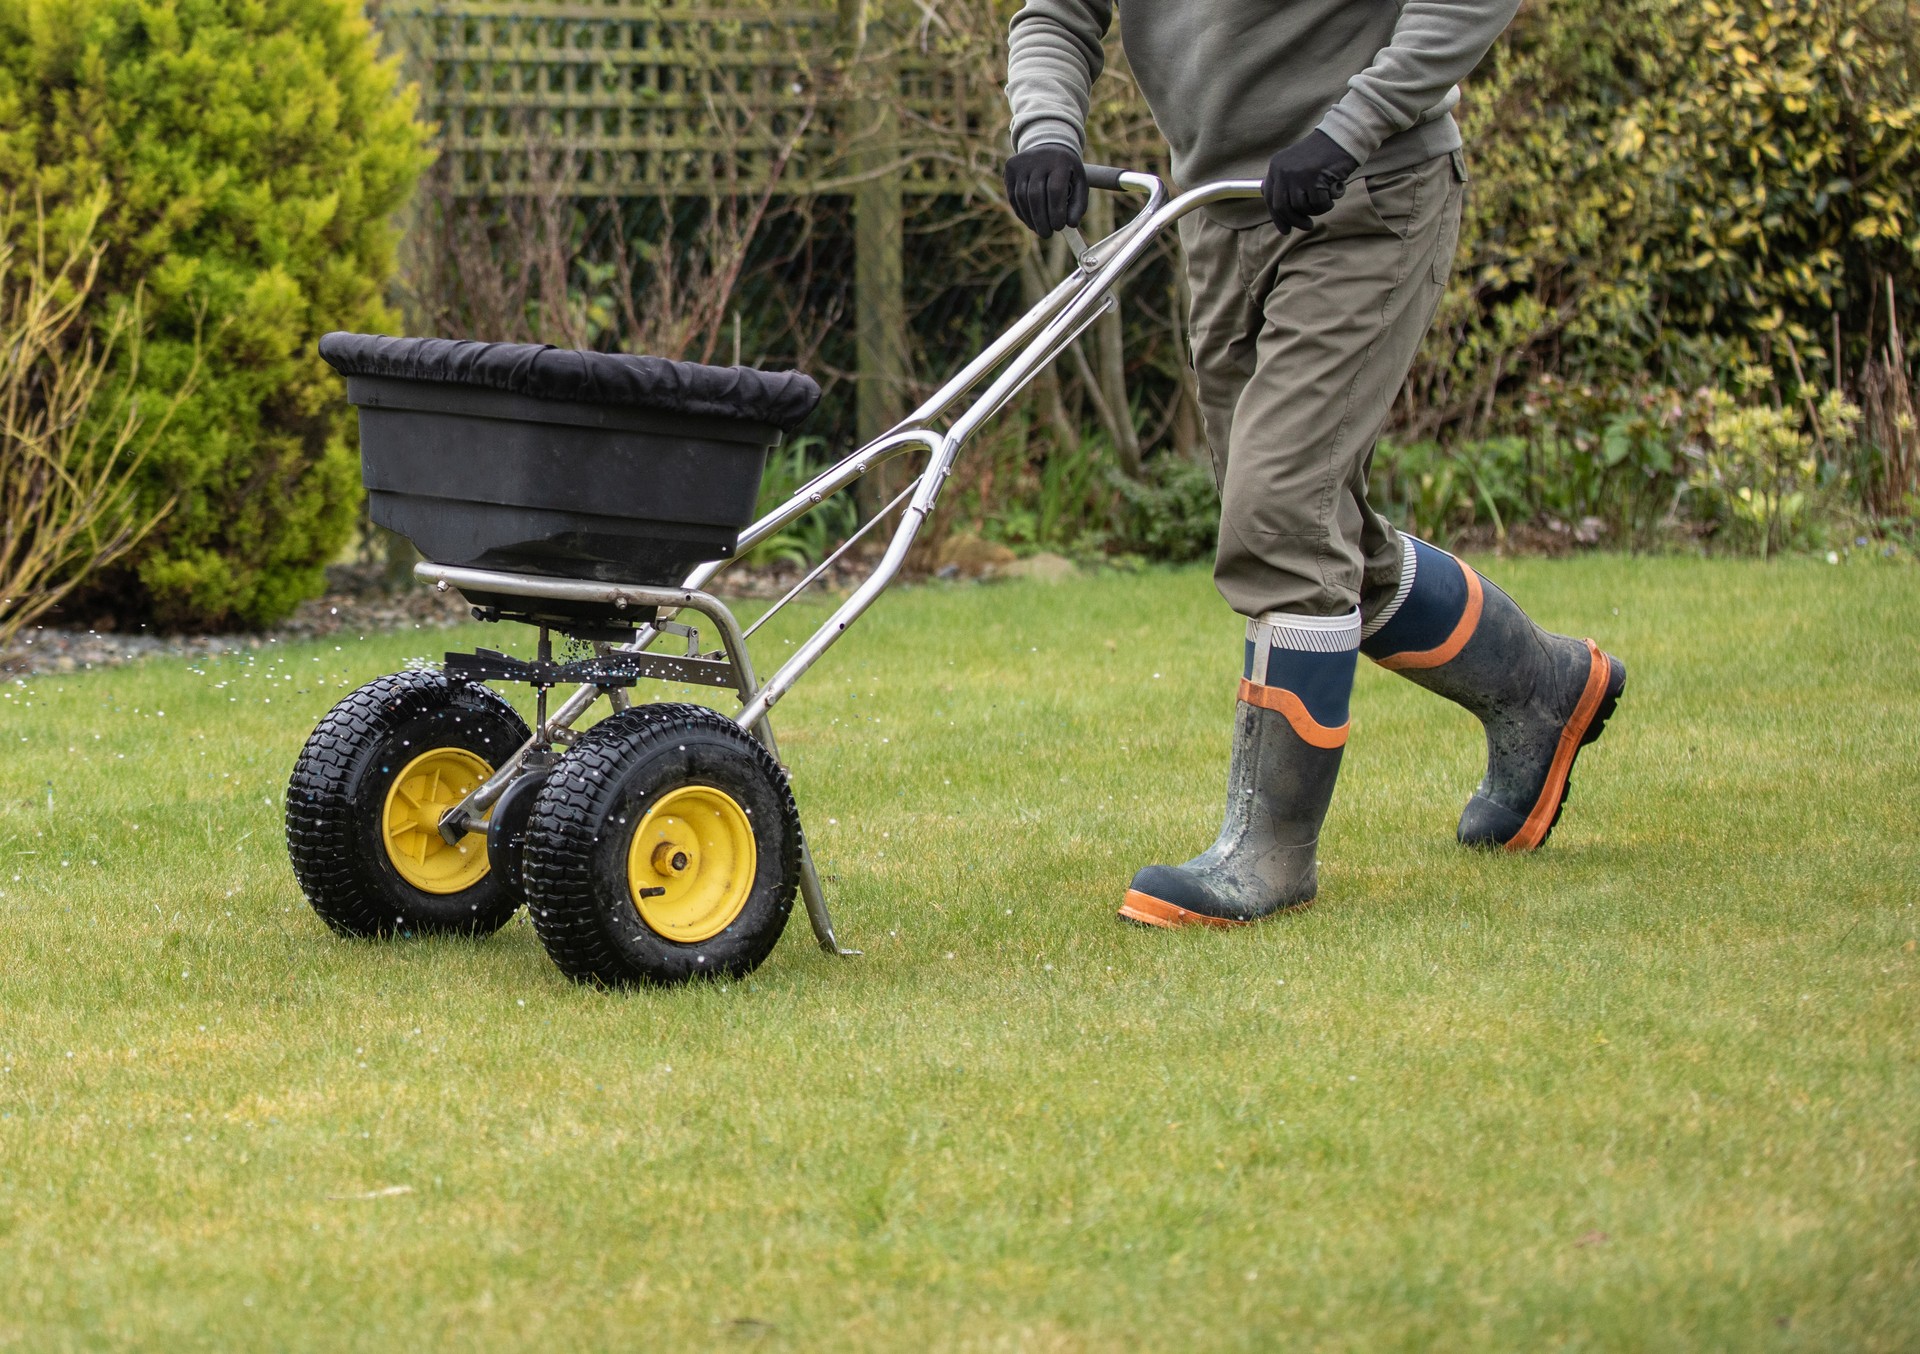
1120, 610, 1356, 928
1361, 536, 1626, 850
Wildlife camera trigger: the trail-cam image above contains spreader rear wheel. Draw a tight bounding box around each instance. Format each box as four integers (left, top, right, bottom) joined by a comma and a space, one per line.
286, 669, 531, 938
523, 703, 799, 987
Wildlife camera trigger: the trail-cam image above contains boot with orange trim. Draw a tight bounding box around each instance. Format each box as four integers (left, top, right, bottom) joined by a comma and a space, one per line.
1120, 609, 1356, 929
1360, 535, 1627, 851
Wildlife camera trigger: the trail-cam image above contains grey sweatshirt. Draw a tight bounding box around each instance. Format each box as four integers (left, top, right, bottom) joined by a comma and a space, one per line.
1007, 0, 1518, 227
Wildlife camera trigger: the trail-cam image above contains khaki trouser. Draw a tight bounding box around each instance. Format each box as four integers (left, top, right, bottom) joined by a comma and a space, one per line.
1179, 150, 1466, 621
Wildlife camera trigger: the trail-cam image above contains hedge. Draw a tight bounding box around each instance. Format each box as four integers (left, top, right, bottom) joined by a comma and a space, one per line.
0, 0, 430, 629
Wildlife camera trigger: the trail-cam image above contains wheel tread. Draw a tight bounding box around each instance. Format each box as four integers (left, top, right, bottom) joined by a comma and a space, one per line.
285, 669, 529, 938
522, 703, 800, 987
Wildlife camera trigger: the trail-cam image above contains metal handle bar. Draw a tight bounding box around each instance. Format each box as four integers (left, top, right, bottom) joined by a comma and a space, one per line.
941, 176, 1259, 453
735, 174, 1265, 726
706, 167, 1171, 573
712, 173, 1265, 721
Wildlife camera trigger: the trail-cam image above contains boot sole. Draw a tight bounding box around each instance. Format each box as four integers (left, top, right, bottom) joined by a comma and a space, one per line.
1504, 641, 1627, 852
1117, 889, 1311, 930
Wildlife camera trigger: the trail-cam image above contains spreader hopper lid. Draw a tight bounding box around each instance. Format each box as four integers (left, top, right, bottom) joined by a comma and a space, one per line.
319, 333, 822, 434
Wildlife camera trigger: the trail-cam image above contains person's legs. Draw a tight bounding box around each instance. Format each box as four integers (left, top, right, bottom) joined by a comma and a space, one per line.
1210, 153, 1461, 620
1126, 159, 1459, 927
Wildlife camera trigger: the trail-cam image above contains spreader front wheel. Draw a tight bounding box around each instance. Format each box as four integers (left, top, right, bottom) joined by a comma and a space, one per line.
522, 703, 800, 987
286, 669, 531, 938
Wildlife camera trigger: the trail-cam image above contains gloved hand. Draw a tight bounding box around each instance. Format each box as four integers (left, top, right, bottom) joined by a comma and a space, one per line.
1262, 130, 1360, 235
1004, 144, 1088, 240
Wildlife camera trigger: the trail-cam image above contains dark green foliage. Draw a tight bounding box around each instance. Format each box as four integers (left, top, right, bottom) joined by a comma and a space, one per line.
1382, 0, 1920, 547
1374, 384, 1691, 546
0, 0, 430, 629
744, 436, 858, 571
1419, 0, 1919, 425
1112, 454, 1220, 563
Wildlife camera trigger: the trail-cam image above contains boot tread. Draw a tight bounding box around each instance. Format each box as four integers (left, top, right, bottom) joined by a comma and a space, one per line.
1119, 889, 1254, 929
1119, 887, 1310, 930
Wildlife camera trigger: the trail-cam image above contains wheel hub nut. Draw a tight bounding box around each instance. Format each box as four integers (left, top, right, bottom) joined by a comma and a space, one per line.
653, 842, 693, 875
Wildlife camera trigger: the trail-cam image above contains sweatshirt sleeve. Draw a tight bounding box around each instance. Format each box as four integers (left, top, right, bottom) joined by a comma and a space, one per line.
1005, 0, 1111, 154
1315, 0, 1521, 163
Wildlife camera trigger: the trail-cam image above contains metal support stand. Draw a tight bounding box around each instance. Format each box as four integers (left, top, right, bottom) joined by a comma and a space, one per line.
750, 713, 859, 958
796, 842, 851, 956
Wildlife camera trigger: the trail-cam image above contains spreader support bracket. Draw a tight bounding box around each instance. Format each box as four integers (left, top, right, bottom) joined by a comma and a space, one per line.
444, 647, 738, 691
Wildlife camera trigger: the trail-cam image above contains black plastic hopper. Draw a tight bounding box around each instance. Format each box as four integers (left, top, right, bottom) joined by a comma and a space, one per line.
320, 334, 821, 604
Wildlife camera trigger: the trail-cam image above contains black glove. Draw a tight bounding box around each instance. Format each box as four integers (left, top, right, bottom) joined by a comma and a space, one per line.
1262, 130, 1360, 235
1004, 144, 1088, 240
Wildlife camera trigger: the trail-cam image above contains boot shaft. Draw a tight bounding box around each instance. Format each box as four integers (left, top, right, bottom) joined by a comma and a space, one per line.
1215, 694, 1349, 851
1361, 535, 1586, 723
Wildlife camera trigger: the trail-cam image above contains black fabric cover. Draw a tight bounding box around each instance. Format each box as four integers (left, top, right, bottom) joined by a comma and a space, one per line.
319, 332, 821, 433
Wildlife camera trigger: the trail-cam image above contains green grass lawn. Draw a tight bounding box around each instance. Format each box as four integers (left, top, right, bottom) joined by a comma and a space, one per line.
2, 556, 1916, 1350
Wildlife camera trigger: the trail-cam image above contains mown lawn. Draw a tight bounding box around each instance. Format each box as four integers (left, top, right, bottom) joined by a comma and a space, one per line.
1, 555, 1916, 1351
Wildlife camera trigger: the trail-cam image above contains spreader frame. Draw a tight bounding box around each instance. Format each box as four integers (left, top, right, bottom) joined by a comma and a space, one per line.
424, 168, 1266, 956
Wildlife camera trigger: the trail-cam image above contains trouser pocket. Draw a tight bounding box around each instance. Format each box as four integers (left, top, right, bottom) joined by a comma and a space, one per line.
1433, 150, 1467, 285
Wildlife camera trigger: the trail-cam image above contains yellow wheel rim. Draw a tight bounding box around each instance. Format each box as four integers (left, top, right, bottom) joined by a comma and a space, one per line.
627, 785, 757, 943
380, 746, 494, 895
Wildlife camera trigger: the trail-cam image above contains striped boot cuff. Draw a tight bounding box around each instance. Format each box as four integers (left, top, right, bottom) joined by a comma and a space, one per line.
1361, 535, 1420, 641
1246, 607, 1362, 656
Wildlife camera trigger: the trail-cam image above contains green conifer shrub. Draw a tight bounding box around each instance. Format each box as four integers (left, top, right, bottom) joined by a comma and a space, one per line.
0, 0, 430, 629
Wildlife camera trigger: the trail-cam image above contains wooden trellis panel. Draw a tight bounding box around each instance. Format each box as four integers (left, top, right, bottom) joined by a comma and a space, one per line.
380, 0, 994, 196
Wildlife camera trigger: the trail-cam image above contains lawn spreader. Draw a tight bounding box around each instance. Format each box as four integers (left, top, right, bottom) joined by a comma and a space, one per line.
286, 165, 1252, 987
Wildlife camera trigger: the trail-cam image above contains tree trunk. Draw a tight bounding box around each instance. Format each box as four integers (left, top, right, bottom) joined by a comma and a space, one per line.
1085, 191, 1143, 479
844, 0, 910, 518
1019, 240, 1081, 456
1168, 237, 1207, 464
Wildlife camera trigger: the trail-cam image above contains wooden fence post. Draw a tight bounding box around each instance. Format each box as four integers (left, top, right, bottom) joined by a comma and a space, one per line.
843, 0, 911, 509
855, 131, 907, 449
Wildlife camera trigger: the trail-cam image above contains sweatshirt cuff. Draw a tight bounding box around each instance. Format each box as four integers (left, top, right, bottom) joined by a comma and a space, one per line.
1315, 100, 1388, 166
1013, 117, 1084, 157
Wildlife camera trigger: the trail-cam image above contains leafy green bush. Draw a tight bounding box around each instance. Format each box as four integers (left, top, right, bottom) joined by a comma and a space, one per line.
0, 0, 429, 629
1370, 0, 1918, 548
1375, 378, 1885, 555
1686, 381, 1864, 555
1371, 440, 1495, 544
1112, 454, 1220, 563
1420, 0, 1919, 431
969, 430, 1124, 555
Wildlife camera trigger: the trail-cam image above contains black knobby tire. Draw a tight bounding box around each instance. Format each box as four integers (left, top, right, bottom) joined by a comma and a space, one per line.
522, 703, 800, 987
286, 669, 531, 938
